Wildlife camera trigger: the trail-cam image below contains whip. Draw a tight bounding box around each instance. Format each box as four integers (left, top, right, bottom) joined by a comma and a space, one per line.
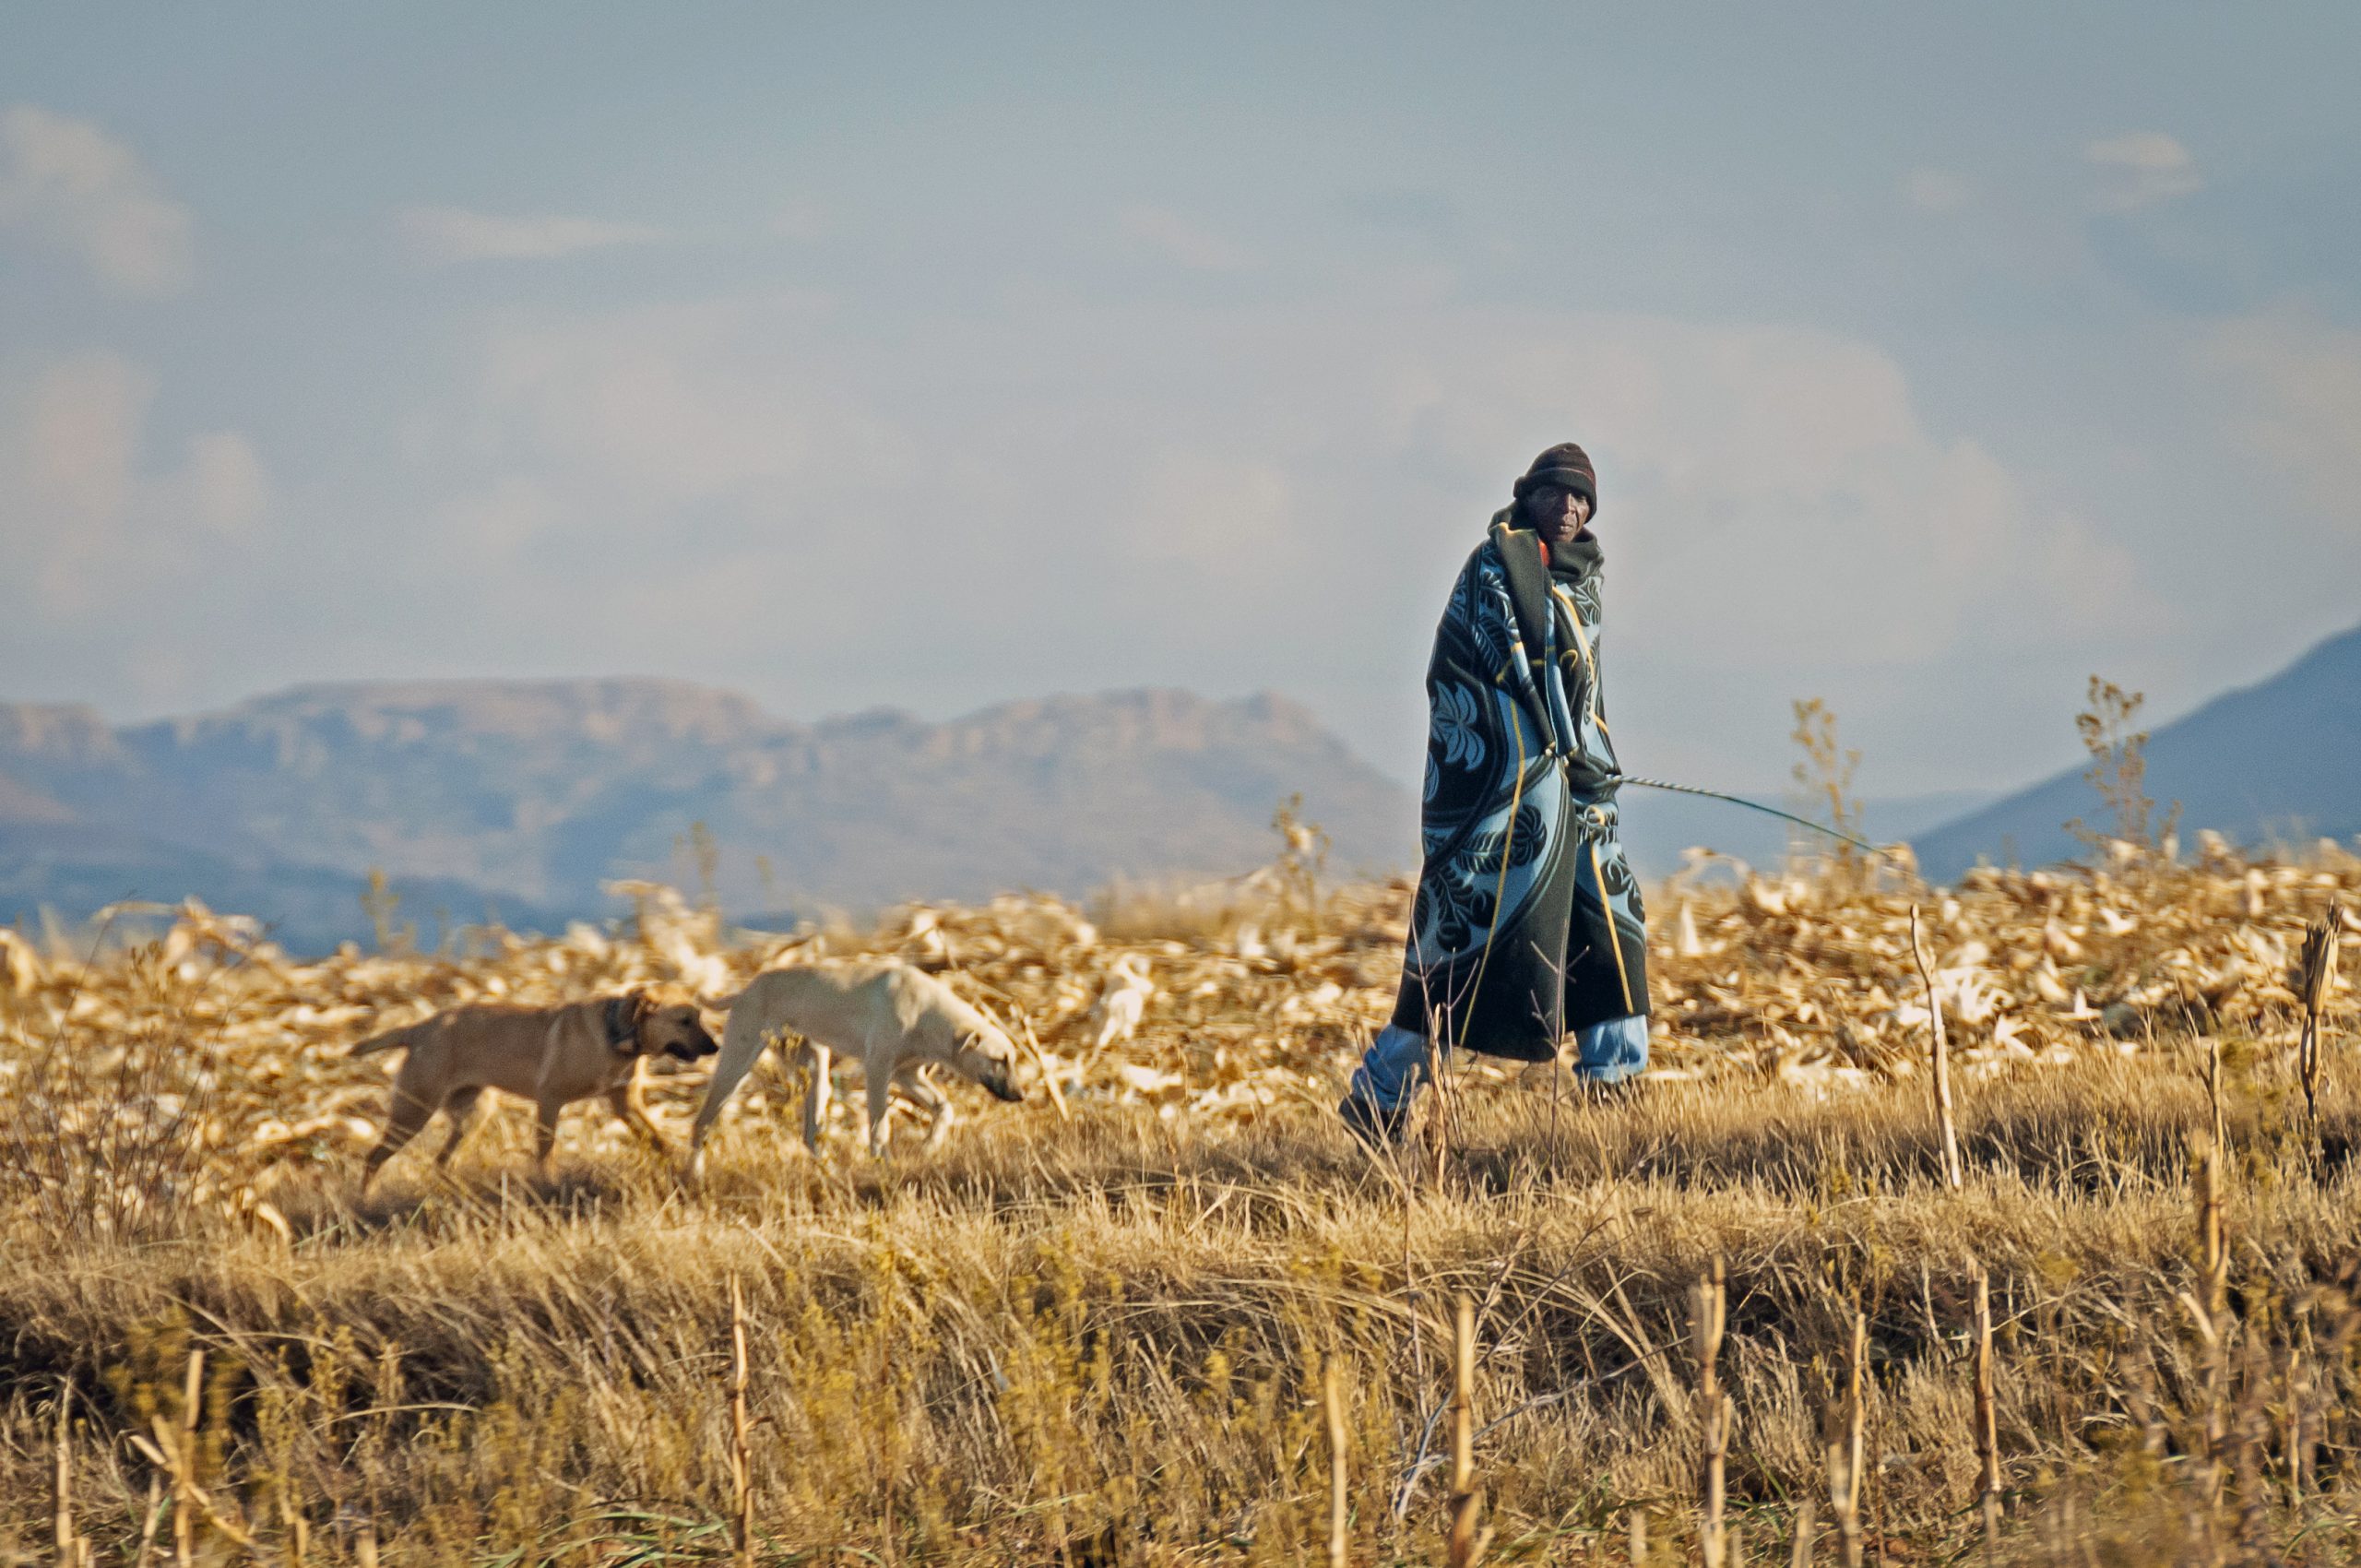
1618, 776, 1902, 861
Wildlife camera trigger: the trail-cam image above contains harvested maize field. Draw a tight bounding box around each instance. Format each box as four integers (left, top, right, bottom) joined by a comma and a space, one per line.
1, 840, 2356, 1565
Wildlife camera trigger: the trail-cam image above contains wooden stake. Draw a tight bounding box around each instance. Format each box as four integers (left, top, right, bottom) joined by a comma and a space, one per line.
2286, 1339, 2311, 1511
2177, 1289, 2226, 1537
2298, 911, 2340, 1166
1970, 1261, 2001, 1556
53, 1378, 77, 1565
175, 1348, 204, 1568
1906, 908, 1964, 1190
1693, 1259, 1730, 1568
282, 1493, 310, 1568
1789, 1499, 1816, 1568
1323, 1356, 1349, 1568
2203, 1036, 2227, 1168
1447, 1294, 1486, 1568
2198, 1140, 2227, 1319
131, 1472, 163, 1568
1827, 1313, 1866, 1568
730, 1274, 754, 1568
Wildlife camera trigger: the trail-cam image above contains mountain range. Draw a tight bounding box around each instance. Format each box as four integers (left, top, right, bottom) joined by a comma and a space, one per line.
0, 683, 1413, 952
4, 620, 2353, 953
1913, 622, 2361, 880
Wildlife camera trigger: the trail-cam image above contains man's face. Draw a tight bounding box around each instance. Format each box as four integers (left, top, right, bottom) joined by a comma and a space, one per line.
1528, 484, 1593, 549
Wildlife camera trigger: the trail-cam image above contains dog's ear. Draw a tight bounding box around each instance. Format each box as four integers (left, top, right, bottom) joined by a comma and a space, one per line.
606, 988, 653, 1051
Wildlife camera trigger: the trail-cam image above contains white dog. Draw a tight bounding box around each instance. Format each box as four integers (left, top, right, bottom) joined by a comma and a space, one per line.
687, 960, 1025, 1174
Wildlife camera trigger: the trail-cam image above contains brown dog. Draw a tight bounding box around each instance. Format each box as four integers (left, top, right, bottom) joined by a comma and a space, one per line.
351, 987, 718, 1190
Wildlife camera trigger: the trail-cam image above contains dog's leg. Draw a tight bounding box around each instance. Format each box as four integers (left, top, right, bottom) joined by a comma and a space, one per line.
863, 1053, 899, 1158
896, 1068, 955, 1153
362, 1087, 436, 1193
686, 1010, 773, 1180
432, 1087, 484, 1170
802, 1039, 833, 1152
609, 1080, 672, 1157
533, 1096, 564, 1179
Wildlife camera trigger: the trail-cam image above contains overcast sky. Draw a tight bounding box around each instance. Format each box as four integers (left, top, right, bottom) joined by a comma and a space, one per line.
5, 5, 2356, 797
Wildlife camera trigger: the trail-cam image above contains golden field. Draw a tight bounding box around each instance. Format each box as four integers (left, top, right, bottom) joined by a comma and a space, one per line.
1, 837, 2356, 1565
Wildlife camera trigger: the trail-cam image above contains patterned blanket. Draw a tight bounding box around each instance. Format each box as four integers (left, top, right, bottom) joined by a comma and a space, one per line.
1386, 512, 1650, 1061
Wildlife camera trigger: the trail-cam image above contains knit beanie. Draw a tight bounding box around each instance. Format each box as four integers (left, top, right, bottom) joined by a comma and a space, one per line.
1512, 443, 1598, 517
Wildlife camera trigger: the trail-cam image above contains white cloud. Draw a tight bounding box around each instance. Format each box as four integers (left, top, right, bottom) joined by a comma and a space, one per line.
1365, 313, 2155, 669
396, 206, 667, 264
0, 104, 192, 294
2084, 131, 2201, 211
1902, 167, 1974, 214
461, 294, 905, 507
0, 351, 270, 615
398, 297, 2149, 706
1116, 203, 1255, 272
182, 431, 272, 540
2207, 309, 2361, 527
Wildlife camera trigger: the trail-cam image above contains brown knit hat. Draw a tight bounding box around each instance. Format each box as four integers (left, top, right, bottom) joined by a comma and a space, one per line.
1512, 443, 1597, 516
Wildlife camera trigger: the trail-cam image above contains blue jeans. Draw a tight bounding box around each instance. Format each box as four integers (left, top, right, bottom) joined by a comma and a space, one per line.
1347, 1015, 1650, 1113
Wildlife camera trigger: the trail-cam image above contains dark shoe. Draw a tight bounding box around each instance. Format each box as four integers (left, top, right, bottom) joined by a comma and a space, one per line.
1338, 1089, 1411, 1150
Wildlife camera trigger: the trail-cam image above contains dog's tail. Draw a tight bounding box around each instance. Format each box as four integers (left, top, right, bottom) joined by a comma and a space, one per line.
349, 1021, 426, 1059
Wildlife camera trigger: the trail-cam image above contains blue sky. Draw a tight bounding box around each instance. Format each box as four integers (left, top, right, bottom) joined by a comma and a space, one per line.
5, 4, 2356, 797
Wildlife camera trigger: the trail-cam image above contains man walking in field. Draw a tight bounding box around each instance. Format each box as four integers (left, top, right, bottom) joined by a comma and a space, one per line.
1341, 444, 1651, 1145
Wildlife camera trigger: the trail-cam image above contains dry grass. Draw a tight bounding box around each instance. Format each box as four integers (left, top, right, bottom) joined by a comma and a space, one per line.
2, 842, 2355, 1564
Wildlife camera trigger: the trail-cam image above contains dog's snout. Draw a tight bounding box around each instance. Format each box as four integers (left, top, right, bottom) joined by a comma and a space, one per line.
987, 1068, 1025, 1104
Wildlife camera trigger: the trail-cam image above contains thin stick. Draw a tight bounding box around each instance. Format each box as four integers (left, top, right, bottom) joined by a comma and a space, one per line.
2298, 912, 2340, 1169
175, 1348, 204, 1568
2299, 1007, 2322, 1161
355, 1520, 379, 1568
53, 1378, 77, 1564
1017, 1016, 1071, 1123
282, 1492, 309, 1568
1447, 1294, 1486, 1568
1694, 1259, 1729, 1568
2199, 1139, 2227, 1319
1789, 1499, 1816, 1568
132, 1472, 163, 1568
1906, 907, 1963, 1189
1426, 1039, 1453, 1190
2286, 1327, 2312, 1512
1970, 1261, 2001, 1556
2204, 1035, 2227, 1166
730, 1275, 754, 1568
1829, 1312, 1866, 1568
134, 1420, 255, 1556
1324, 1356, 1349, 1568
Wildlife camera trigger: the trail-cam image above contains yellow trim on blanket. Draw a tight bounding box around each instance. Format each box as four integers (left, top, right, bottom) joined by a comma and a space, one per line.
1551, 583, 1604, 732
1591, 838, 1636, 1016
1458, 707, 1527, 1050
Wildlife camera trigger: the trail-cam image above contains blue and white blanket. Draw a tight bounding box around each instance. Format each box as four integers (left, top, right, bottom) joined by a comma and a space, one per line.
1386, 512, 1649, 1061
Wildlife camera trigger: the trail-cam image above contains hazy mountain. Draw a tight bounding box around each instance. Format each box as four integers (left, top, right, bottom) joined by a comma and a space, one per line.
1913, 622, 2361, 881
0, 680, 1417, 951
